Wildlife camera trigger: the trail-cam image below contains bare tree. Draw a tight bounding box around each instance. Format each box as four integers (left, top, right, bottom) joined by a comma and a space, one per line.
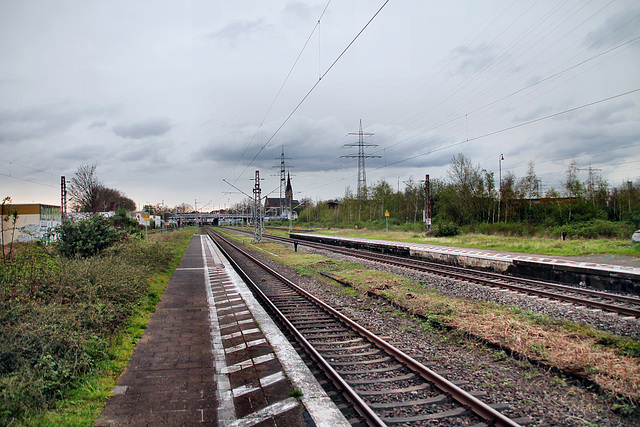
447, 153, 482, 194
403, 177, 424, 223
95, 187, 136, 211
69, 164, 102, 212
447, 153, 483, 224
2, 196, 19, 262
517, 161, 539, 207
500, 171, 516, 222
69, 164, 136, 212
563, 160, 583, 199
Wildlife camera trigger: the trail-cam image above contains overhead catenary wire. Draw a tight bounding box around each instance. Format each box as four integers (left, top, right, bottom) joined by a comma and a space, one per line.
223, 0, 333, 186
233, 0, 390, 181
372, 88, 640, 171
221, 1, 638, 206
0, 158, 57, 188
0, 172, 55, 188
370, 0, 633, 151
219, 0, 390, 211
368, 32, 640, 161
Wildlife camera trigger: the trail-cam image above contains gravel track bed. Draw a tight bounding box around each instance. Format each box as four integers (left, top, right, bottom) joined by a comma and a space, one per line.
308, 245, 640, 339
409, 270, 640, 340
248, 241, 638, 426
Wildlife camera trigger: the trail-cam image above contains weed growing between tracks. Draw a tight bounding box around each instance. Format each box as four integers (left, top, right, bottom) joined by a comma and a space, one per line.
222, 230, 640, 412
0, 228, 194, 426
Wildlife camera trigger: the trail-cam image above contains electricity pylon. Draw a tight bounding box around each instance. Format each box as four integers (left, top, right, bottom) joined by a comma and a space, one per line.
342, 120, 380, 198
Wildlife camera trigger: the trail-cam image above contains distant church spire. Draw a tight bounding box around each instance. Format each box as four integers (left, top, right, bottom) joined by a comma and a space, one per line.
285, 173, 293, 205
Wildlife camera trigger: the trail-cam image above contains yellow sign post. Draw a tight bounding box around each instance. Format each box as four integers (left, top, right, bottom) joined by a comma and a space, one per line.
385, 210, 389, 235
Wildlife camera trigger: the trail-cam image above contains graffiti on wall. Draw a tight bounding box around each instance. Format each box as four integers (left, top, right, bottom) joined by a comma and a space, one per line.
17, 220, 60, 242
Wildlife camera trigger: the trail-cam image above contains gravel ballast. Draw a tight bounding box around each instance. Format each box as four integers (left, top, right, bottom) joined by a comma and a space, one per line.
248, 239, 640, 426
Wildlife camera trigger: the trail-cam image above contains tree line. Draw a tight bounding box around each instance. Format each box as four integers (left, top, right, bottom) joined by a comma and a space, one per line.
292, 153, 640, 234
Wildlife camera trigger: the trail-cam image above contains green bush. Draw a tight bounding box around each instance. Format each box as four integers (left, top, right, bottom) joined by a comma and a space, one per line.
0, 237, 174, 423
436, 222, 459, 237
110, 209, 142, 236
56, 215, 126, 258
553, 219, 635, 239
463, 221, 546, 237
400, 221, 426, 233
460, 219, 635, 240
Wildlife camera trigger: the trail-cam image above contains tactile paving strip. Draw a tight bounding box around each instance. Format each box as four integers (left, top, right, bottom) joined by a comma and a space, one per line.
201, 237, 308, 426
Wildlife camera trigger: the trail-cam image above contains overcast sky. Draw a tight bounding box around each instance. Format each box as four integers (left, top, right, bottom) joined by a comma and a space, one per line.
2, 0, 639, 211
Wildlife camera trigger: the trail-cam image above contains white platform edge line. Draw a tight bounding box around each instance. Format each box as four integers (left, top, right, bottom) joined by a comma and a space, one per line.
203, 235, 351, 427
201, 235, 236, 426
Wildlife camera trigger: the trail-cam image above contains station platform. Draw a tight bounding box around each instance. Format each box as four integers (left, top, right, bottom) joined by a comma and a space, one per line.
290, 233, 640, 295
97, 234, 348, 426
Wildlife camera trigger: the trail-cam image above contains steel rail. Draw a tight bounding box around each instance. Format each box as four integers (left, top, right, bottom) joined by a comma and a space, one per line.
253, 231, 640, 317
206, 227, 521, 427
333, 247, 640, 317
205, 228, 386, 426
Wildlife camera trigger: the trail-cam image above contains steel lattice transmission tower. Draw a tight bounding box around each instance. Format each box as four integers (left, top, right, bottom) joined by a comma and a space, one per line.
342, 120, 380, 197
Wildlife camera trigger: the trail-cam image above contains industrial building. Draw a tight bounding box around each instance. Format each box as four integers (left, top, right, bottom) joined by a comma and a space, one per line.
1, 203, 62, 244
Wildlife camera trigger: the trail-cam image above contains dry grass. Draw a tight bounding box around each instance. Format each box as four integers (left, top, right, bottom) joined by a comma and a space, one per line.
239, 233, 640, 400
448, 307, 640, 399
376, 283, 640, 400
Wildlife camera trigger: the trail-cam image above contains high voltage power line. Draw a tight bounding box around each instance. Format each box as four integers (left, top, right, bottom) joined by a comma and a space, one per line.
295, 88, 640, 195
369, 6, 639, 154
363, 0, 635, 149
369, 88, 640, 177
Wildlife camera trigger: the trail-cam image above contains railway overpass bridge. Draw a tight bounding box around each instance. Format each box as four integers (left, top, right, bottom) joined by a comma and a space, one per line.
168, 211, 254, 226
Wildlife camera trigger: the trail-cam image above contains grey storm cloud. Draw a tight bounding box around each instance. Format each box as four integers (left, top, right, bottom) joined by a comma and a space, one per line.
207, 19, 270, 46
194, 116, 349, 171
584, 8, 640, 50
58, 144, 107, 163
113, 119, 171, 139
580, 100, 636, 124
89, 120, 108, 129
524, 120, 639, 165
450, 43, 502, 76
0, 105, 80, 143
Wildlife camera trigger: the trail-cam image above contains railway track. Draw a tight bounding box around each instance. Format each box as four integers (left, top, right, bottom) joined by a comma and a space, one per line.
204, 227, 526, 426
232, 228, 640, 318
